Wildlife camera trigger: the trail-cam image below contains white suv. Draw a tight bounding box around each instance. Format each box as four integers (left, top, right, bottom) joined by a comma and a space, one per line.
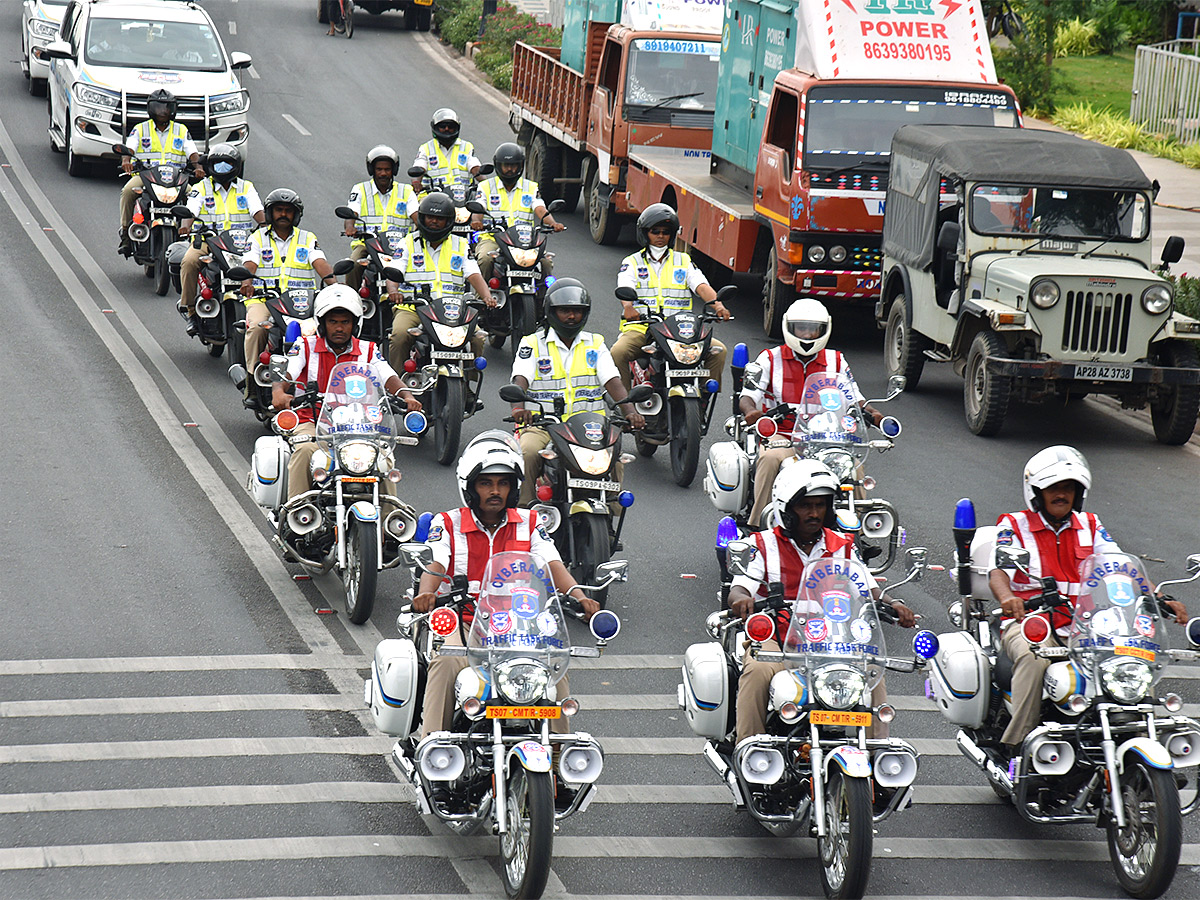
41, 0, 252, 176
21, 0, 69, 97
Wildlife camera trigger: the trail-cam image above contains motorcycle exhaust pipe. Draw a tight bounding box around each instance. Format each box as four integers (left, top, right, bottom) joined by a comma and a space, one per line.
127, 222, 150, 243
286, 504, 322, 536
228, 364, 248, 391
957, 730, 1013, 794
196, 297, 220, 318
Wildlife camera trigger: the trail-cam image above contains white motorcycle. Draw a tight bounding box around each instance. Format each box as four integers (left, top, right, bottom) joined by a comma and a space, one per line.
923, 500, 1200, 898
368, 547, 624, 899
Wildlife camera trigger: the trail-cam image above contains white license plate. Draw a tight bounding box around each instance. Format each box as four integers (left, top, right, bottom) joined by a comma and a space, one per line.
395, 436, 419, 446
1074, 364, 1133, 381
665, 368, 699, 379
432, 350, 474, 361
567, 477, 620, 491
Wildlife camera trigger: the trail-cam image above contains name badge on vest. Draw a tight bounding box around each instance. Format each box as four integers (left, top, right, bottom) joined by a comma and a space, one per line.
295, 247, 309, 263
585, 349, 598, 367
537, 358, 552, 376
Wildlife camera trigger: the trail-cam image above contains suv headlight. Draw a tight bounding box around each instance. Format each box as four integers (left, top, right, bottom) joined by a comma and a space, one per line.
1099, 656, 1153, 703
430, 321, 468, 347
210, 92, 247, 115
666, 339, 703, 365
30, 19, 59, 40
1142, 284, 1172, 314
570, 445, 613, 475
1031, 279, 1060, 309
807, 245, 826, 263
73, 83, 120, 109
337, 441, 378, 475
494, 659, 551, 704
812, 663, 867, 710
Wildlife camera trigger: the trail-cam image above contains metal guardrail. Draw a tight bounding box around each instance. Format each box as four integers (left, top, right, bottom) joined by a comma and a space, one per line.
1131, 40, 1200, 144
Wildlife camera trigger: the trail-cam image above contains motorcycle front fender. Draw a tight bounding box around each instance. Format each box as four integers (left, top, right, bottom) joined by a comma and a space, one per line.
509, 739, 552, 773
668, 384, 700, 399
825, 744, 873, 779
1117, 736, 1174, 773
348, 500, 379, 523
437, 365, 463, 378
569, 500, 607, 516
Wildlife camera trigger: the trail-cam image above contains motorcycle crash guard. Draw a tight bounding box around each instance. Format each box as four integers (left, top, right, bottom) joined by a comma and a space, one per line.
366, 638, 421, 739
1117, 737, 1174, 774
826, 745, 873, 779
349, 500, 379, 523
509, 739, 552, 773
679, 642, 733, 740
250, 435, 291, 511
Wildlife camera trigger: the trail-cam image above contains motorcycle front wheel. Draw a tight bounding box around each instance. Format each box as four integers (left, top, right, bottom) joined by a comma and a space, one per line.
818, 770, 872, 900
1106, 760, 1182, 899
500, 766, 554, 899
154, 227, 175, 296
343, 517, 378, 625
570, 513, 611, 608
433, 376, 464, 466
668, 396, 701, 487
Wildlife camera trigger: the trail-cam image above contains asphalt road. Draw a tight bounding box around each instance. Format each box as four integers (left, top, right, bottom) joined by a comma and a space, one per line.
4, 2, 1200, 898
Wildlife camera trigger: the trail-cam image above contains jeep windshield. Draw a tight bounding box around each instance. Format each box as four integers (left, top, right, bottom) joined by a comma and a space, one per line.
804, 84, 1018, 171
85, 18, 226, 71
969, 184, 1149, 242
625, 39, 719, 119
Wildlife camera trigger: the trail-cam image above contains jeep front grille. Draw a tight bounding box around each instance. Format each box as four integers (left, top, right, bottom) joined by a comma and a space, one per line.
1061, 291, 1132, 355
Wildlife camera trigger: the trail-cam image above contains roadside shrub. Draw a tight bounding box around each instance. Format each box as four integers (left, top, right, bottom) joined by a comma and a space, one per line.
995, 1, 1060, 114
1055, 18, 1100, 57
1169, 274, 1200, 320
475, 3, 559, 87
441, 0, 484, 51
1052, 102, 1200, 169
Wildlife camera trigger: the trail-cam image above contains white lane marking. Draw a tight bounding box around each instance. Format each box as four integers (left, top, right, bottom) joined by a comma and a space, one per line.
0, 694, 352, 718
228, 20, 237, 35
0, 782, 410, 814
282, 113, 311, 136
246, 64, 259, 79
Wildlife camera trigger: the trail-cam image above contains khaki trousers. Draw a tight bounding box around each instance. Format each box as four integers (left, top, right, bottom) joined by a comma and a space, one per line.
244, 301, 271, 384
285, 421, 400, 502
345, 243, 368, 292
1000, 622, 1057, 746
180, 242, 207, 314
748, 446, 796, 526
609, 328, 726, 393
119, 174, 144, 231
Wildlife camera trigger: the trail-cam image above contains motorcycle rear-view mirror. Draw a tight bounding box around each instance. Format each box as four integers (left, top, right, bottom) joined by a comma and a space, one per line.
995, 545, 1031, 573
332, 258, 356, 276
625, 384, 654, 404
465, 200, 486, 215
400, 542, 435, 572
407, 166, 427, 179
615, 286, 639, 304
595, 560, 629, 584
741, 362, 766, 392
1188, 553, 1200, 575
714, 284, 737, 304
725, 539, 756, 576
499, 383, 529, 404
334, 205, 358, 221
112, 143, 135, 157
477, 163, 495, 177
546, 199, 566, 214
227, 265, 252, 282
382, 266, 406, 284
887, 375, 907, 398
170, 205, 192, 219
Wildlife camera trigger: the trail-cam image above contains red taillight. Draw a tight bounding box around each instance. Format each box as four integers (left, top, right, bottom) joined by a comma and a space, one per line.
755, 417, 777, 439
536, 484, 553, 502
746, 612, 775, 643
259, 351, 271, 365
132, 210, 145, 224
1021, 615, 1051, 645
273, 409, 300, 432
359, 285, 370, 298
430, 607, 459, 637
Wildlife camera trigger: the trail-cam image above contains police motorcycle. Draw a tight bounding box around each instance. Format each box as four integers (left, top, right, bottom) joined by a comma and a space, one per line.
113, 142, 193, 297
408, 165, 480, 241
249, 360, 425, 624
498, 383, 653, 612
369, 547, 624, 899
478, 199, 566, 352
383, 266, 487, 467
924, 499, 1200, 899
680, 547, 934, 899
704, 365, 905, 573
616, 283, 737, 488
333, 204, 409, 347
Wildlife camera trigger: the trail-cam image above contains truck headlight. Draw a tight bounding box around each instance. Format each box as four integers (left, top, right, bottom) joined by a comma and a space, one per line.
337, 441, 378, 475
1099, 657, 1153, 703
812, 663, 866, 710
807, 245, 826, 263
828, 245, 847, 263
494, 659, 551, 704
1031, 279, 1060, 309
1142, 284, 1172, 314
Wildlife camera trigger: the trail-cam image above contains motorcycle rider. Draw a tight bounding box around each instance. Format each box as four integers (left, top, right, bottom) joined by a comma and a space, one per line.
240, 189, 337, 407
728, 460, 916, 743
412, 432, 598, 737
989, 445, 1188, 755
178, 143, 265, 337
270, 284, 421, 504
510, 278, 645, 508
610, 202, 731, 393
118, 89, 204, 257
738, 297, 885, 527
471, 142, 564, 284
410, 108, 480, 194
384, 191, 495, 373
343, 145, 419, 292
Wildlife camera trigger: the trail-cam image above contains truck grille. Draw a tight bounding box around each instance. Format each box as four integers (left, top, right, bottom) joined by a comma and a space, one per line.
1061, 291, 1132, 354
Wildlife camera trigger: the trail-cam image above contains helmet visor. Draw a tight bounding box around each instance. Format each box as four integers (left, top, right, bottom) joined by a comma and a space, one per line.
147, 101, 172, 119
211, 161, 235, 175
786, 319, 828, 342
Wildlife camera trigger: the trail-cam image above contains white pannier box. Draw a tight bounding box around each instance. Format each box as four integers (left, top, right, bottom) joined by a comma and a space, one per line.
250, 435, 290, 510
366, 639, 421, 739
679, 641, 732, 740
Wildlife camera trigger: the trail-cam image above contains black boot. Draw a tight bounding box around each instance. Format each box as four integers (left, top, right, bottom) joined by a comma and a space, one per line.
186, 315, 201, 338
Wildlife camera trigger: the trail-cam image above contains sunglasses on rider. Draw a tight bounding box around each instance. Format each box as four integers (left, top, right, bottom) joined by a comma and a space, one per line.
211, 161, 235, 174
648, 227, 675, 236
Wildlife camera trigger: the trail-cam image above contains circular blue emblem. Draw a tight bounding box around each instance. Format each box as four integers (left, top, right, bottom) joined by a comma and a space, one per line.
586, 349, 598, 367
673, 268, 686, 284
295, 247, 309, 263
451, 255, 463, 269
237, 195, 248, 208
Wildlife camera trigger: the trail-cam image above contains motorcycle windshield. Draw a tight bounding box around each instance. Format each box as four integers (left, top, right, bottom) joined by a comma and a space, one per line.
1068, 553, 1166, 687
468, 551, 571, 687
315, 361, 396, 443
792, 372, 868, 467
782, 558, 884, 693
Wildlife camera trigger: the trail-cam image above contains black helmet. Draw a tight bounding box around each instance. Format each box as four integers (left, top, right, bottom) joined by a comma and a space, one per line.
365, 144, 399, 178
146, 88, 177, 123
263, 188, 304, 227
636, 202, 679, 248
416, 191, 455, 243
493, 142, 525, 190
431, 108, 460, 148
205, 142, 242, 185
543, 277, 590, 343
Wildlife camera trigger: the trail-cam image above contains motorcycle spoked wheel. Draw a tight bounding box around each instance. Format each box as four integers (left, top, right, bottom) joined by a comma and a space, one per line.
342, 518, 378, 625
668, 396, 701, 487
818, 770, 873, 900
433, 377, 465, 466
633, 430, 657, 457
1106, 760, 1182, 899
499, 766, 554, 899
569, 513, 611, 608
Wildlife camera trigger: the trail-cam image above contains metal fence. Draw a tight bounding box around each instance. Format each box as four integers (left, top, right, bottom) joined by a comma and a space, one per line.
1131, 40, 1200, 144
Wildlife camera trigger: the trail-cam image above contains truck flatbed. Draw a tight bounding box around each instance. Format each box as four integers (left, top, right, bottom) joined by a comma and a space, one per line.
627, 145, 756, 221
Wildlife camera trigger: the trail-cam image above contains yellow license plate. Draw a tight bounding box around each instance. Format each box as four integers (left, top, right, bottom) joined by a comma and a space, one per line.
810, 710, 872, 727
341, 476, 377, 483
1116, 645, 1155, 662
486, 706, 561, 719
415, 0, 433, 6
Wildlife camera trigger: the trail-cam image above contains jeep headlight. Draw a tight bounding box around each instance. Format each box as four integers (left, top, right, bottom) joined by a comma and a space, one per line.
1031, 279, 1060, 309
494, 659, 551, 704
510, 247, 539, 268
666, 339, 703, 365
30, 19, 59, 40
210, 92, 247, 115
570, 445, 613, 475
807, 245, 826, 263
73, 83, 119, 109
812, 663, 867, 710
337, 441, 378, 475
1099, 657, 1153, 703
1142, 284, 1172, 315
430, 322, 468, 347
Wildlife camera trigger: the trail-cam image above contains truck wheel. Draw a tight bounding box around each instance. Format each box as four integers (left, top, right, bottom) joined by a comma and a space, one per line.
884, 295, 930, 389
1150, 341, 1200, 445
761, 245, 793, 337
558, 151, 583, 213
527, 135, 562, 203
584, 157, 622, 245
318, 0, 329, 23
416, 6, 431, 30
963, 329, 1011, 437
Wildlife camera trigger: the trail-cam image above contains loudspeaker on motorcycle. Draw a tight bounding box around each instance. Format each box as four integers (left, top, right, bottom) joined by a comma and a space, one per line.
1029, 738, 1075, 776
253, 363, 275, 388
873, 750, 918, 788
287, 503, 322, 536
361, 297, 376, 319
737, 745, 785, 785
861, 509, 894, 539
559, 744, 604, 784
532, 503, 561, 534
637, 394, 663, 417
196, 296, 220, 318
1167, 730, 1200, 766
385, 508, 418, 542
127, 222, 150, 243
417, 741, 466, 782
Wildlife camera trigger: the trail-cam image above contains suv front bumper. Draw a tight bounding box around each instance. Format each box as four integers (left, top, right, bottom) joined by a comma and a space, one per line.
987, 357, 1200, 385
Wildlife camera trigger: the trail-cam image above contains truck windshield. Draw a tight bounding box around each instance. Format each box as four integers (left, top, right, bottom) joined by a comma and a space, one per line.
803, 84, 1018, 169
970, 185, 1149, 241
85, 18, 226, 71
626, 39, 720, 112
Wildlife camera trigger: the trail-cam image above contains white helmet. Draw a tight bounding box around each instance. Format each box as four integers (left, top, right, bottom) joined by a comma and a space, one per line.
782, 298, 831, 358
314, 284, 364, 337
365, 144, 400, 176
1023, 445, 1091, 512
456, 430, 525, 510
770, 458, 839, 533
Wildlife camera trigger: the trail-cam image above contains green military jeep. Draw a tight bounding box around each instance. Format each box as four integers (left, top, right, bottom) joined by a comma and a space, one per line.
878, 125, 1200, 444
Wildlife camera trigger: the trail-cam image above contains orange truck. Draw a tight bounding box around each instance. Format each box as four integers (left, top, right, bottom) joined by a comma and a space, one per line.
509, 0, 725, 244
623, 0, 1021, 334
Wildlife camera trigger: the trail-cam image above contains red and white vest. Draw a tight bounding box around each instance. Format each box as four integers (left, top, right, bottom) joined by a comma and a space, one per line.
751, 526, 857, 635
434, 507, 537, 620
753, 347, 850, 433
289, 335, 385, 424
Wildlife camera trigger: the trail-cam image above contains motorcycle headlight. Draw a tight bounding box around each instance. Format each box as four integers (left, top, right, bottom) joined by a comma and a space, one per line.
510, 247, 540, 268
430, 322, 468, 347
73, 83, 119, 109
1031, 279, 1060, 310
209, 91, 248, 115
154, 187, 182, 205
455, 207, 471, 224
1099, 657, 1153, 703
337, 441, 378, 475
666, 340, 704, 365
494, 659, 551, 705
1142, 284, 1172, 314
812, 664, 867, 710
816, 448, 856, 483
570, 445, 613, 476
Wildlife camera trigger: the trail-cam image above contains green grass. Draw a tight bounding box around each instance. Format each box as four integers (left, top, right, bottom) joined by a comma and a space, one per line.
1052, 48, 1136, 113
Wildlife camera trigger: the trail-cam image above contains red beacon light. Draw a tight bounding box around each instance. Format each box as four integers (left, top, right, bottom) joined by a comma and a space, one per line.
745, 612, 776, 643
488, 277, 501, 289
536, 484, 554, 502
273, 409, 300, 433
755, 416, 777, 439
200, 287, 214, 300
1021, 614, 1051, 645
404, 359, 417, 373
429, 607, 459, 637
359, 285, 370, 298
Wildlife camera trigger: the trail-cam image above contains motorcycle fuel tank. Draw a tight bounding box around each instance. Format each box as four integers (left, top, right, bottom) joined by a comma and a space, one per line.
366, 639, 421, 739
927, 630, 991, 729
703, 441, 749, 514
679, 642, 733, 740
